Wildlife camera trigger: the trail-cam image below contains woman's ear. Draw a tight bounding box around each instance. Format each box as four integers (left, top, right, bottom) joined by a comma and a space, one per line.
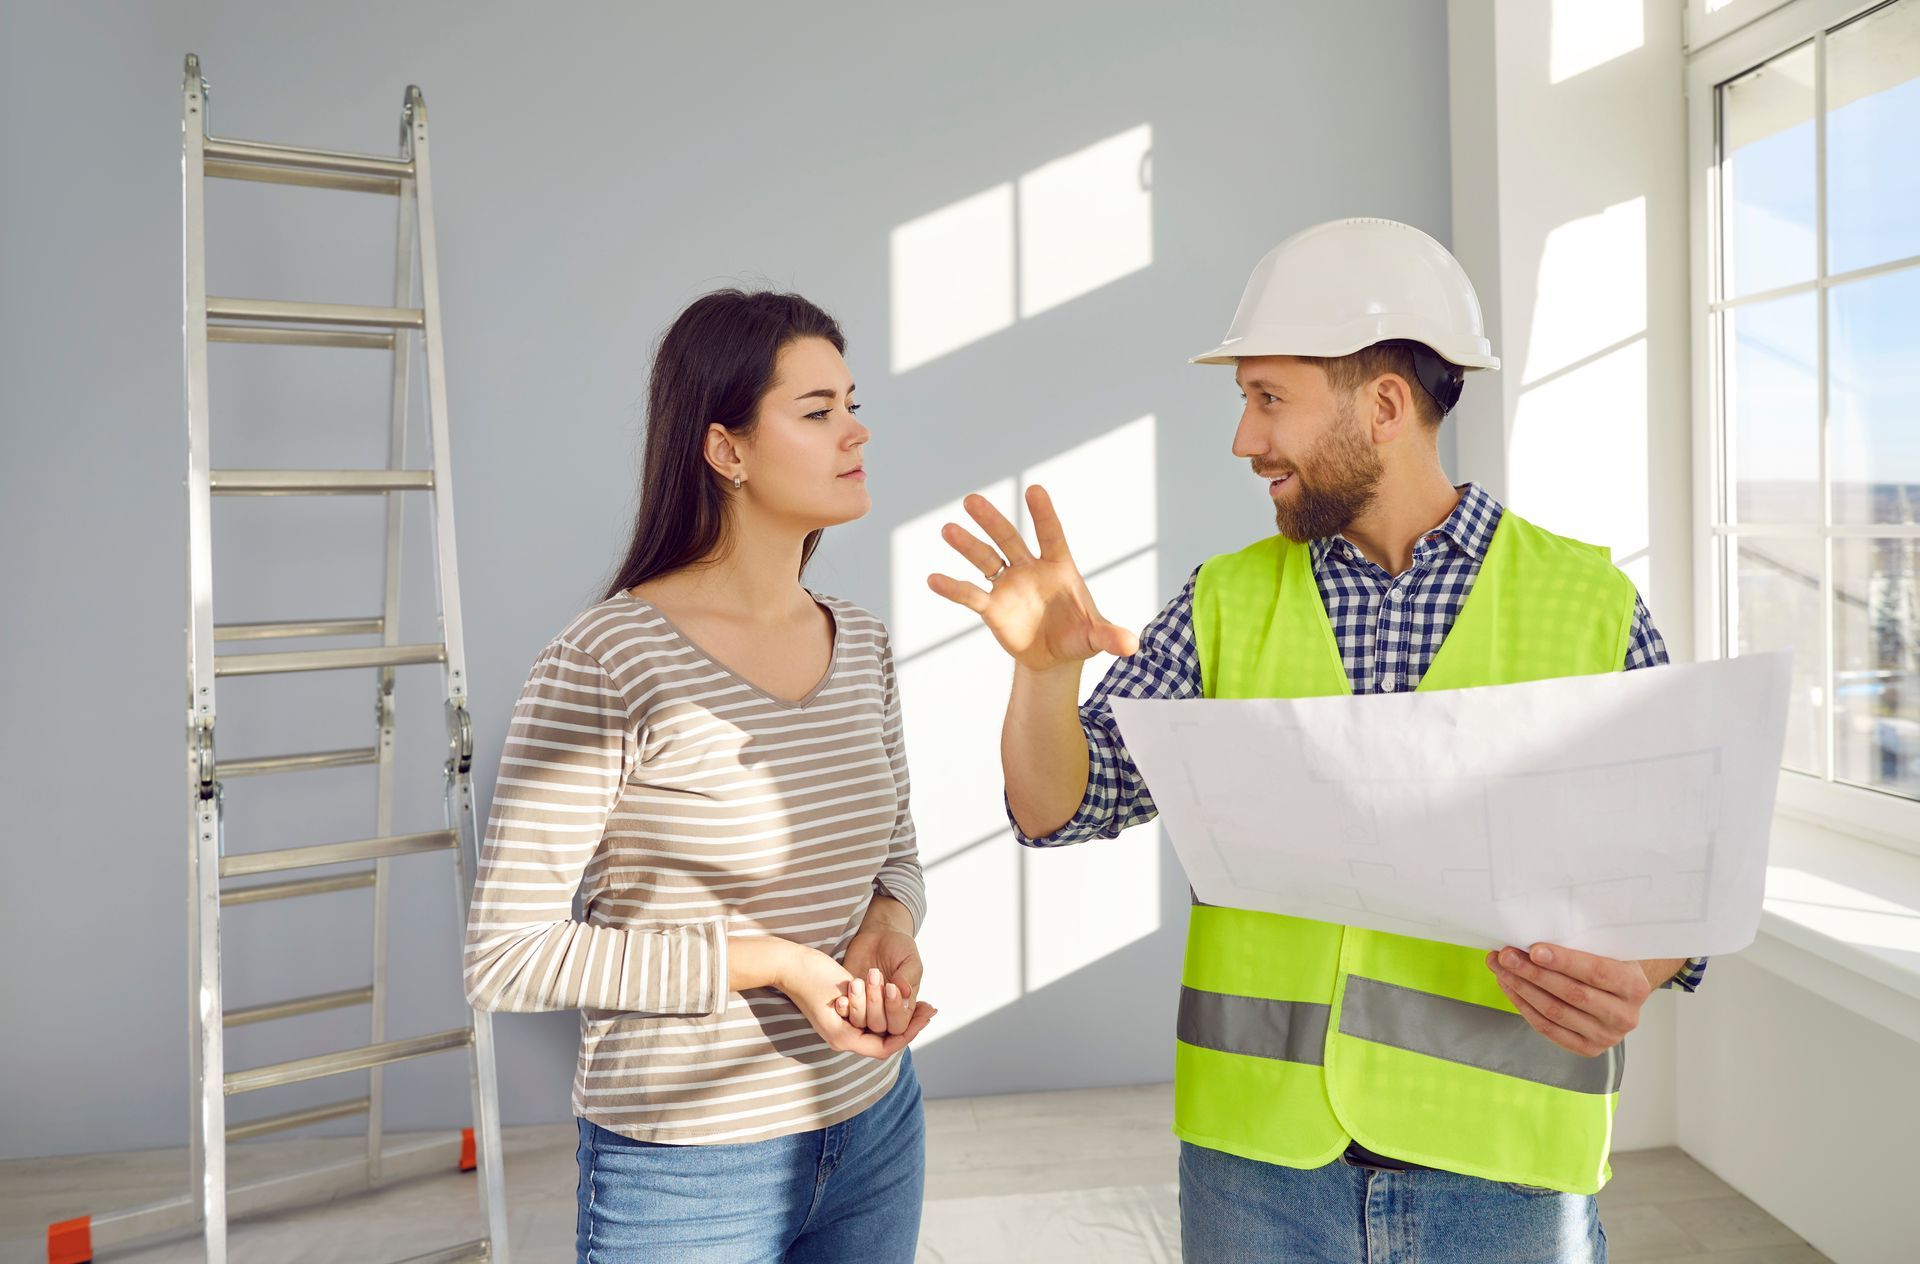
705, 423, 746, 486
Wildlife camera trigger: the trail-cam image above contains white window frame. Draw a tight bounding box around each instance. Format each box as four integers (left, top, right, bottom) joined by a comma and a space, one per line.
1687, 0, 1920, 858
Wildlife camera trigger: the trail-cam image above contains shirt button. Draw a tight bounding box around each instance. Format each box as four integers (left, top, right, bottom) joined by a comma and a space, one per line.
1387, 587, 1406, 603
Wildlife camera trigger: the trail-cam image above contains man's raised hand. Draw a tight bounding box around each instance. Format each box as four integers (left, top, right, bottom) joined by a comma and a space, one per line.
926, 485, 1139, 672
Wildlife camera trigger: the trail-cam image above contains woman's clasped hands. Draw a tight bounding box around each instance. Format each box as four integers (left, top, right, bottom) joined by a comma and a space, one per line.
777, 944, 934, 1060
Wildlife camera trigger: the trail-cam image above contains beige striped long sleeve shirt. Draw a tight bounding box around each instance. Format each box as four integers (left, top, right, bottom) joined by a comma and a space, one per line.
463, 591, 926, 1145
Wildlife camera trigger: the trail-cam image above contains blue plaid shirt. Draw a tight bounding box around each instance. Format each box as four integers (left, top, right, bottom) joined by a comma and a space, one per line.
1017, 482, 1707, 991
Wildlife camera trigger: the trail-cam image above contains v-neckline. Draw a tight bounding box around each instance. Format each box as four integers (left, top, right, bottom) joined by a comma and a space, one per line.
625, 590, 842, 710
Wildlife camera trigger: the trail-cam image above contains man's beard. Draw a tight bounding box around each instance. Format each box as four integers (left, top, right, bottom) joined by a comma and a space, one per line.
1264, 401, 1384, 543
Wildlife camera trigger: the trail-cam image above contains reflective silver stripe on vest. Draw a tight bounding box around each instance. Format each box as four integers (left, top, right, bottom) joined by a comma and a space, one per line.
1177, 986, 1330, 1065
1338, 976, 1625, 1095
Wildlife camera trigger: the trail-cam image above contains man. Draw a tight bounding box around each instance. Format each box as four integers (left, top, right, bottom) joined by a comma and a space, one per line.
928, 218, 1707, 1262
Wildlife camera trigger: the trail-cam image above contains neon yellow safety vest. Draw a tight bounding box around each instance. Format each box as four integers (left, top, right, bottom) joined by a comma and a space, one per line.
1179, 510, 1639, 1194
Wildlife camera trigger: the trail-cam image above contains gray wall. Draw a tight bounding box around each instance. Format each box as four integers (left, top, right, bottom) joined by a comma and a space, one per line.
0, 0, 1453, 1159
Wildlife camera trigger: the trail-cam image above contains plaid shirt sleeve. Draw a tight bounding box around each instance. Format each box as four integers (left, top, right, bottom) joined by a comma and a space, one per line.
1010, 568, 1204, 847
1624, 593, 1710, 993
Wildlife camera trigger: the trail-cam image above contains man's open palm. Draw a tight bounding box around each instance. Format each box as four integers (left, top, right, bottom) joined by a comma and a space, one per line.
926, 485, 1139, 671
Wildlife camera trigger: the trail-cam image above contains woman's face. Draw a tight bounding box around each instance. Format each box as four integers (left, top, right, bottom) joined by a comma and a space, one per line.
725, 336, 871, 531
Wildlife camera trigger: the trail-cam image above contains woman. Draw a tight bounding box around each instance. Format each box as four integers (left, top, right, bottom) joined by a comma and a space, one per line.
463, 289, 934, 1263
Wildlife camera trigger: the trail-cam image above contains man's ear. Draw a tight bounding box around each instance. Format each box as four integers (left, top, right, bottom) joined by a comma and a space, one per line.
1369, 373, 1416, 444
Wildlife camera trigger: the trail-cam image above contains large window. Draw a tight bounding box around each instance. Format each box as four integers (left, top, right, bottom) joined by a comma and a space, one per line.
1692, 0, 1920, 842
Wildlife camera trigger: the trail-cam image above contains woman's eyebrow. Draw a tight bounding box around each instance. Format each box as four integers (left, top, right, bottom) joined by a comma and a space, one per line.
793, 385, 854, 401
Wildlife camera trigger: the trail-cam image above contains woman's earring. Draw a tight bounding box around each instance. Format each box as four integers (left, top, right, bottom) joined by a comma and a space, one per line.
733, 475, 743, 489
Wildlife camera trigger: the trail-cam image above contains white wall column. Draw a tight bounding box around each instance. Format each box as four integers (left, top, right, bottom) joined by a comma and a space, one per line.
1447, 0, 1696, 1150
1447, 0, 1694, 657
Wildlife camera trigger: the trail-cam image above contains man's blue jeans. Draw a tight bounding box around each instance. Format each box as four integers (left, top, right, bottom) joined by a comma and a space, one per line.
1180, 1140, 1606, 1263
575, 1050, 925, 1263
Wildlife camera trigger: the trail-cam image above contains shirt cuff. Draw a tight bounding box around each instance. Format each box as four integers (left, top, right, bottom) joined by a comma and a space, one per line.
1661, 956, 1710, 992
1003, 778, 1119, 848
871, 875, 925, 934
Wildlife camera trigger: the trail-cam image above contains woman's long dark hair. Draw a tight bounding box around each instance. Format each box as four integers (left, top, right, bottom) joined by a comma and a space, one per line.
603, 289, 846, 600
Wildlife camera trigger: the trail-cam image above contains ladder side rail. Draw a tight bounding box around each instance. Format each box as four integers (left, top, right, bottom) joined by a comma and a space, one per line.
180, 53, 230, 1264
369, 144, 422, 1186
411, 84, 512, 1259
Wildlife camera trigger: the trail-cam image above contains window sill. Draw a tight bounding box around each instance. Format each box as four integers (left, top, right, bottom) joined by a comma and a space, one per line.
1746, 813, 1920, 1044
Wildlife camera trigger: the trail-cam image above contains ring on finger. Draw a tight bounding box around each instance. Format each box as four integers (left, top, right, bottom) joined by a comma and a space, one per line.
984, 560, 1009, 582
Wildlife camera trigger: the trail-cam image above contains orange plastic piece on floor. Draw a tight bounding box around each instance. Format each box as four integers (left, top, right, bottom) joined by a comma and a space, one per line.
48, 1216, 92, 1264
459, 1126, 477, 1172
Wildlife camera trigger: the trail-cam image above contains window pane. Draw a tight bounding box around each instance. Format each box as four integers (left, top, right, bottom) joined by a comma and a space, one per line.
1834, 537, 1920, 800
1827, 0, 1920, 274
1721, 42, 1816, 299
1725, 294, 1819, 523
1730, 536, 1827, 776
1830, 268, 1920, 525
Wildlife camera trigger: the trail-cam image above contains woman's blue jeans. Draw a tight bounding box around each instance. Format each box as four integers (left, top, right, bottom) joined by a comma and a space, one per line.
576, 1050, 925, 1263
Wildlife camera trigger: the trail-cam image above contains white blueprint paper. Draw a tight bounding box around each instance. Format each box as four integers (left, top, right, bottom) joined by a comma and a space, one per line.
1109, 653, 1792, 959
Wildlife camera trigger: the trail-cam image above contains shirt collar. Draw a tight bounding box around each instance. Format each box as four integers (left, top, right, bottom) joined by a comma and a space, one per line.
1309, 482, 1505, 572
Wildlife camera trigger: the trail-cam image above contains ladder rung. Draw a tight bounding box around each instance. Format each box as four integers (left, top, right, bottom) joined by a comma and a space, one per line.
222, 870, 376, 906
393, 1241, 491, 1264
216, 617, 385, 641
208, 297, 424, 329
211, 469, 434, 495
206, 156, 404, 197
210, 322, 396, 350
204, 136, 413, 180
71, 1130, 469, 1249
226, 1096, 371, 1143
221, 828, 457, 878
216, 642, 445, 677
225, 1028, 473, 1095
219, 746, 380, 778
226, 985, 374, 1028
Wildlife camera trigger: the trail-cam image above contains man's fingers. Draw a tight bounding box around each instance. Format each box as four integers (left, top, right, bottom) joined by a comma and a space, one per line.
1525, 943, 1640, 998
1494, 973, 1602, 1057
1494, 948, 1631, 1032
926, 573, 990, 614
1025, 485, 1073, 563
963, 494, 1034, 565
1497, 967, 1611, 1046
1093, 620, 1140, 658
941, 522, 1008, 579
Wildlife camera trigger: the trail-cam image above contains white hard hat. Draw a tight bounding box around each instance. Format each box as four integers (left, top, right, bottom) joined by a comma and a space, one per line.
1189, 218, 1500, 372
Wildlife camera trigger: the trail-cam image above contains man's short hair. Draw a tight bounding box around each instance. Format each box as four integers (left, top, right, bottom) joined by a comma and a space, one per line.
1307, 339, 1461, 426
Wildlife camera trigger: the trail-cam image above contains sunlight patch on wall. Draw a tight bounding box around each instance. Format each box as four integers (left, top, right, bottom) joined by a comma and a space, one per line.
890, 126, 1152, 374
1018, 125, 1154, 320
889, 185, 1016, 374
895, 417, 1163, 1042
1511, 337, 1650, 562
1549, 0, 1645, 85
1521, 197, 1647, 386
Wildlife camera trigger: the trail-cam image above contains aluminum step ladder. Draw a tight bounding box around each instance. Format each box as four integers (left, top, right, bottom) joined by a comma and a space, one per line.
45, 54, 510, 1264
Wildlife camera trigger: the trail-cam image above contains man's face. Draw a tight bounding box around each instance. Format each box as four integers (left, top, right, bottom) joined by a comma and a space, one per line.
1231, 355, 1383, 543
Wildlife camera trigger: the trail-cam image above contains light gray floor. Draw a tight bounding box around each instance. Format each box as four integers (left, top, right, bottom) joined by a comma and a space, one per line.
4, 1084, 1825, 1262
